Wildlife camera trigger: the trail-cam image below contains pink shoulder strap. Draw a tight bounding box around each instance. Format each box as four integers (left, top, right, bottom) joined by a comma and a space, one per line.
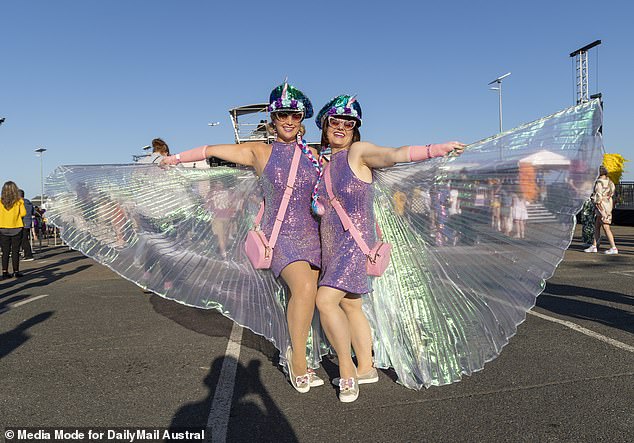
253, 146, 302, 249
324, 162, 382, 256
253, 202, 265, 225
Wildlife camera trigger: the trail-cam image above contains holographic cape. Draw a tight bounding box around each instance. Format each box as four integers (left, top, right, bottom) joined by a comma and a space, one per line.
46, 99, 602, 389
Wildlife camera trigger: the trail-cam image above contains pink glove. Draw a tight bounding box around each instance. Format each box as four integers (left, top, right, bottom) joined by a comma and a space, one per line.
408, 142, 465, 162
162, 146, 208, 165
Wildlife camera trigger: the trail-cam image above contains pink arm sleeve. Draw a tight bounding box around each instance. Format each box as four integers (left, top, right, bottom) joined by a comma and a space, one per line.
163, 146, 208, 165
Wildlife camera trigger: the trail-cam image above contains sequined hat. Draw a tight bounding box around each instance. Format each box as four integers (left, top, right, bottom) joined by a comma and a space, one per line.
315, 95, 362, 130
268, 82, 313, 119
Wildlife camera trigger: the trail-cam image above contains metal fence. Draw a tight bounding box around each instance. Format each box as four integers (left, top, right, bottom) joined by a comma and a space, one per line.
616, 181, 634, 209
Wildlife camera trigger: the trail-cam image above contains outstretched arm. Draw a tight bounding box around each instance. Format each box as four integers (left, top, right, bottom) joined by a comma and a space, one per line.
352, 141, 465, 169
161, 142, 268, 169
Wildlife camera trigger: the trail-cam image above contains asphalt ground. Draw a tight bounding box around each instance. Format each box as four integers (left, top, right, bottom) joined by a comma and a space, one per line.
1, 226, 633, 443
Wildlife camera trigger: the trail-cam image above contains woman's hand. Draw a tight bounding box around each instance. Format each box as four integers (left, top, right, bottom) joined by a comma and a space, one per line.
159, 156, 178, 166
432, 141, 466, 157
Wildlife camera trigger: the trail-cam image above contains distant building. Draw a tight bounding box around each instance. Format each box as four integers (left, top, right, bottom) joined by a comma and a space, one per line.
31, 195, 47, 208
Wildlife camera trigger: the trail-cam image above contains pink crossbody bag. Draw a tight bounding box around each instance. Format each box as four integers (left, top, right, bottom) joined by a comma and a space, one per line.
324, 163, 392, 277
244, 147, 301, 269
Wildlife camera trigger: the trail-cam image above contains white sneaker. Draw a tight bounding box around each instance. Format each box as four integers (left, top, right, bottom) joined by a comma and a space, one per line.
584, 245, 597, 253
332, 367, 379, 386
307, 368, 324, 387
604, 247, 618, 255
284, 347, 310, 393
338, 377, 359, 403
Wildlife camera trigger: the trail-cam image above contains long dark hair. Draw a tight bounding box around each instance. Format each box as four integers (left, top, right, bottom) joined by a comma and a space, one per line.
598, 165, 609, 177
151, 138, 170, 156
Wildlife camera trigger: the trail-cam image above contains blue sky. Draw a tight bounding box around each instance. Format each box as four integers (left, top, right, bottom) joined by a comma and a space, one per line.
1, 1, 633, 199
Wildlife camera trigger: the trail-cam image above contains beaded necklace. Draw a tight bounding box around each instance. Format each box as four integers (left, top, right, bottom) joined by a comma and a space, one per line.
310, 144, 332, 216
294, 133, 322, 213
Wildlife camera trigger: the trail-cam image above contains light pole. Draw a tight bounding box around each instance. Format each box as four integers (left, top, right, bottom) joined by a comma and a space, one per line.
35, 148, 47, 208
205, 122, 221, 167
488, 72, 511, 133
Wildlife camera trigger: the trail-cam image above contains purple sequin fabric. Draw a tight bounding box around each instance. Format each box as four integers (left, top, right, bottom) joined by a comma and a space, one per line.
260, 141, 321, 277
318, 149, 375, 294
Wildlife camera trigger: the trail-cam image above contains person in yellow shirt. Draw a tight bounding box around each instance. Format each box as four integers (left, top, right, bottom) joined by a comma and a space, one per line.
0, 181, 26, 279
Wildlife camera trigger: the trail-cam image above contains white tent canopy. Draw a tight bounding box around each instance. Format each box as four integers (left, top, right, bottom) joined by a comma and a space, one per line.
518, 149, 571, 167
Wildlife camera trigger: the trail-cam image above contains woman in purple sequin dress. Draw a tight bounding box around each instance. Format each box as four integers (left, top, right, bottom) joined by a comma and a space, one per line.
163, 82, 324, 393
312, 95, 464, 402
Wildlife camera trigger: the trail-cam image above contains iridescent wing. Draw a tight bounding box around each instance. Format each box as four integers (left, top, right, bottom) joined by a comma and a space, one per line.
46, 163, 308, 363
366, 100, 603, 388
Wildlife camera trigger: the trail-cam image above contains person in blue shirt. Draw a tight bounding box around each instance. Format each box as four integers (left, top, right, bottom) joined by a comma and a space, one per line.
19, 190, 34, 261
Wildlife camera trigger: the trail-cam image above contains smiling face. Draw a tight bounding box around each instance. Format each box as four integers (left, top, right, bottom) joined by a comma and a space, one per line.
272, 111, 304, 143
324, 116, 358, 150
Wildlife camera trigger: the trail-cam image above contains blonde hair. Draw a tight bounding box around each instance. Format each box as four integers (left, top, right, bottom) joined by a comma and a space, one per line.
1, 181, 20, 210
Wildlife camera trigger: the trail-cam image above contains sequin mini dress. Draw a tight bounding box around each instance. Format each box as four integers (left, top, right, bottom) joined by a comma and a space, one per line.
259, 141, 321, 277
318, 149, 376, 294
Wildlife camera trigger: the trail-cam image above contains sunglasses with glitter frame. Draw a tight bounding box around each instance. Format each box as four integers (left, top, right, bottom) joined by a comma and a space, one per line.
273, 111, 304, 122
327, 116, 357, 130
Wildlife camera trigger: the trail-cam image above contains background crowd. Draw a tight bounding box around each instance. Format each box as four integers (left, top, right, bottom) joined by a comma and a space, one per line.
0, 180, 58, 280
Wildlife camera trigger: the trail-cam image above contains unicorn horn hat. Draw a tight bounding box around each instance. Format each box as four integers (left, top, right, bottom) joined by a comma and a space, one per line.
268, 81, 314, 119
315, 94, 362, 130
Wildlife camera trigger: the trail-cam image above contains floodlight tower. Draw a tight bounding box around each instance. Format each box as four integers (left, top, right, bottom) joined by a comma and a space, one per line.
488, 72, 511, 133
570, 40, 601, 104
35, 148, 47, 208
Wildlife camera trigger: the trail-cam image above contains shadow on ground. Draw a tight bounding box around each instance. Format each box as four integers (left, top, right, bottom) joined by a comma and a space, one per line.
150, 295, 280, 364
170, 356, 298, 443
0, 311, 54, 360
539, 282, 634, 333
